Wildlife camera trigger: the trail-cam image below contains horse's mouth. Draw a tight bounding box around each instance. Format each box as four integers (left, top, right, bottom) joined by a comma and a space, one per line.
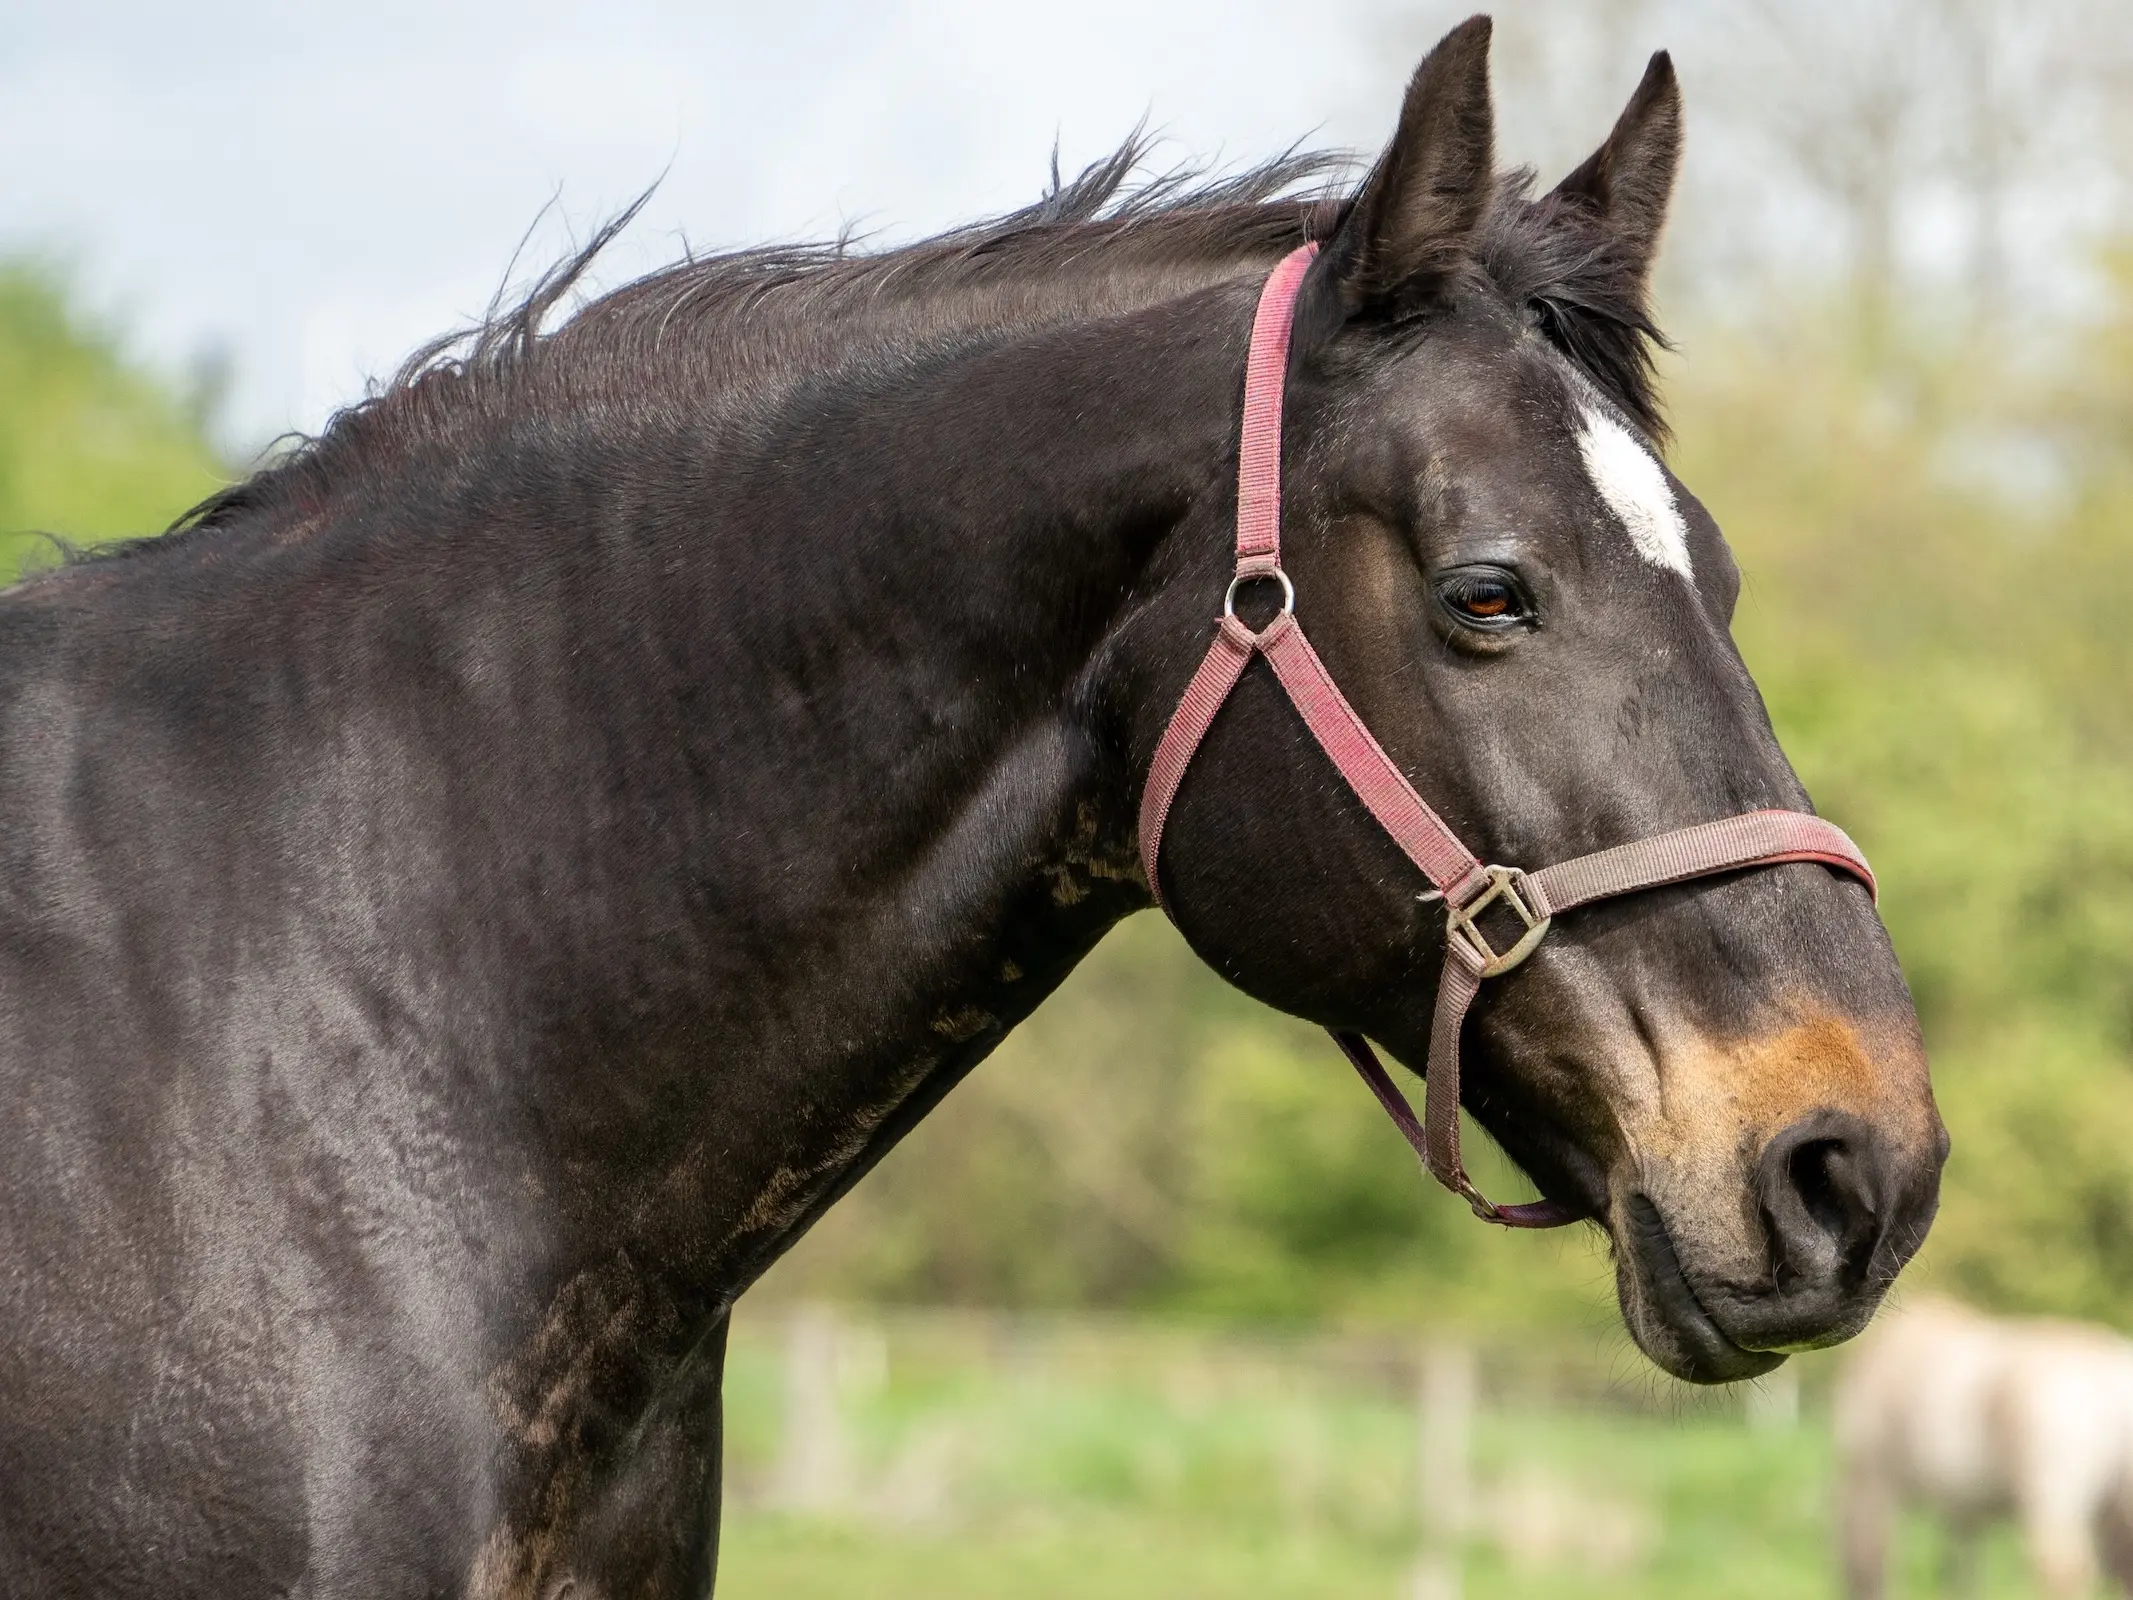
1617, 1192, 1785, 1385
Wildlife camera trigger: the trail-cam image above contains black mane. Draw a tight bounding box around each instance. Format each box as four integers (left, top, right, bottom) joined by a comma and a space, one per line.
151, 139, 1669, 550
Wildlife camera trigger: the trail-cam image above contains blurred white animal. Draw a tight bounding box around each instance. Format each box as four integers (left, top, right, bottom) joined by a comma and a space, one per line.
1835, 1296, 2133, 1597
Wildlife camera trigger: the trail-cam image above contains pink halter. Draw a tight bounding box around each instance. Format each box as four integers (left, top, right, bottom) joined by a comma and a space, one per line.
1140, 244, 1876, 1228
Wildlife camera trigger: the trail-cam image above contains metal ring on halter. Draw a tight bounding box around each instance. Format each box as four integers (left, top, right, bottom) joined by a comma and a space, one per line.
1223, 567, 1295, 621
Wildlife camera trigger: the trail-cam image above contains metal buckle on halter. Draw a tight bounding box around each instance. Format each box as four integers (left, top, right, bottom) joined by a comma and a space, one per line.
1443, 865, 1551, 978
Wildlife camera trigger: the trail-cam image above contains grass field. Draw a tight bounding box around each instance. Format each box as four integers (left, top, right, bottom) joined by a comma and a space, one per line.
711, 1306, 2038, 1599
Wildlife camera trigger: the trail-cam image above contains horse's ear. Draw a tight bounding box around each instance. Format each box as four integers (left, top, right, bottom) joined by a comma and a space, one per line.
1317, 15, 1495, 317
1547, 51, 1682, 289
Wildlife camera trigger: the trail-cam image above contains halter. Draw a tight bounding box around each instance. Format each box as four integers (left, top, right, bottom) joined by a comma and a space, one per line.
1140, 244, 1877, 1229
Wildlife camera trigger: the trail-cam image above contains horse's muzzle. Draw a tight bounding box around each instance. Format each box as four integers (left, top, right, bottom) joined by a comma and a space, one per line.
1618, 1108, 1946, 1383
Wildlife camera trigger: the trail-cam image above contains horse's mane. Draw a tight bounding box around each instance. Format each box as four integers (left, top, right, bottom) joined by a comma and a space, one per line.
137, 136, 1670, 552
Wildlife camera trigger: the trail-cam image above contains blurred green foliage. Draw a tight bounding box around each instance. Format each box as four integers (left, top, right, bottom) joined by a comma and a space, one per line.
0, 265, 223, 580
773, 913, 1622, 1328
6, 253, 2133, 1336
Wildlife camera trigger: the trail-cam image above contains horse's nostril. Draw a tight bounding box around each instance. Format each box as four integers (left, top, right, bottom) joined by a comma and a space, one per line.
1791, 1138, 1867, 1242
1758, 1114, 1887, 1293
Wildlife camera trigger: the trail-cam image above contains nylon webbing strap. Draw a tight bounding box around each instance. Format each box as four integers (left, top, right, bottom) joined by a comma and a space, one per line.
1258, 615, 1488, 899
1529, 810, 1873, 918
1233, 245, 1316, 579
1138, 244, 1880, 1228
1139, 619, 1256, 906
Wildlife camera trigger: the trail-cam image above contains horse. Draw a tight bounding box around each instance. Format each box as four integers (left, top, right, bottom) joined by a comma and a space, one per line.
1837, 1297, 2133, 1598
0, 16, 1944, 1596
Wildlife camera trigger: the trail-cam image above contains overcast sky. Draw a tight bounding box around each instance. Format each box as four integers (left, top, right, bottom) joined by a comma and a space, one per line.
9, 1, 2107, 453
1, 0, 1495, 447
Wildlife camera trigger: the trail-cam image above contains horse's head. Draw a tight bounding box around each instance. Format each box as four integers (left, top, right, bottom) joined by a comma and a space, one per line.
1150, 18, 1944, 1382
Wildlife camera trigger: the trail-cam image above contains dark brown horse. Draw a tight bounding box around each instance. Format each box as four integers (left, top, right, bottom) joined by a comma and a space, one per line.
0, 17, 1942, 1597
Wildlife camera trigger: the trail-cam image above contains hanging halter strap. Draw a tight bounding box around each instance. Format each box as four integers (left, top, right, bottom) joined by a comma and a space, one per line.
1139, 244, 1876, 1228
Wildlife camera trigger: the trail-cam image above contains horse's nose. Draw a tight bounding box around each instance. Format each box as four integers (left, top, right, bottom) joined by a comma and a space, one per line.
1755, 1111, 1891, 1295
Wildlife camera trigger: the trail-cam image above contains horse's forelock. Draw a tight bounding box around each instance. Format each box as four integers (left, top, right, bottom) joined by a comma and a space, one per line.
1475, 168, 1672, 443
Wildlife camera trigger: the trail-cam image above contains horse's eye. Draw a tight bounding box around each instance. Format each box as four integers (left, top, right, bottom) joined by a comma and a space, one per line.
1436, 567, 1531, 630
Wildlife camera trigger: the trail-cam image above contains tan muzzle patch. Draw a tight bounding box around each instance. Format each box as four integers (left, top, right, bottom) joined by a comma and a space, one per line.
1622, 1010, 1936, 1209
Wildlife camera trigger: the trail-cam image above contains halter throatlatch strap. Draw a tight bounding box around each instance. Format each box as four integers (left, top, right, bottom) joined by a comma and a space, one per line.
1139, 244, 1879, 1229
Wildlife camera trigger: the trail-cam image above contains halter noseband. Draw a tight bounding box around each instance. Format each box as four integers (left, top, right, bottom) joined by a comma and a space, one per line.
1139, 244, 1877, 1229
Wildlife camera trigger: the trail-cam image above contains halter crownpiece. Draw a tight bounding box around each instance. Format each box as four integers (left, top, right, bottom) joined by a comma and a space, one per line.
1140, 243, 1877, 1229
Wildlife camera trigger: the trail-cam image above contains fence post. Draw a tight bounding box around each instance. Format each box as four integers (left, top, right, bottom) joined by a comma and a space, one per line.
774, 1302, 851, 1513
1409, 1339, 1476, 1600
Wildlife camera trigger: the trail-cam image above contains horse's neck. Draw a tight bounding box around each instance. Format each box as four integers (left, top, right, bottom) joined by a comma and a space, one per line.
0, 266, 1256, 1503
452, 283, 1250, 1306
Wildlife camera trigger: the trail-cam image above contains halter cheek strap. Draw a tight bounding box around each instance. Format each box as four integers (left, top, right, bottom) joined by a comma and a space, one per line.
1139, 244, 1877, 1229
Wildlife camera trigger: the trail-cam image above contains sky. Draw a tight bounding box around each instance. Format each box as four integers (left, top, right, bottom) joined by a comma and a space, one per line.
0, 0, 1475, 448
9, 1, 2105, 455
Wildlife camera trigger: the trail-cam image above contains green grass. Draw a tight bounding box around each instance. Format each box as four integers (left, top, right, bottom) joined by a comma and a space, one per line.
722, 1516, 1396, 1600
715, 1308, 2040, 1599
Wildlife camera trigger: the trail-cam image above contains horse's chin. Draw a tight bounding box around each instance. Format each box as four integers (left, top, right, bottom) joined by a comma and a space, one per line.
1612, 1192, 1786, 1385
